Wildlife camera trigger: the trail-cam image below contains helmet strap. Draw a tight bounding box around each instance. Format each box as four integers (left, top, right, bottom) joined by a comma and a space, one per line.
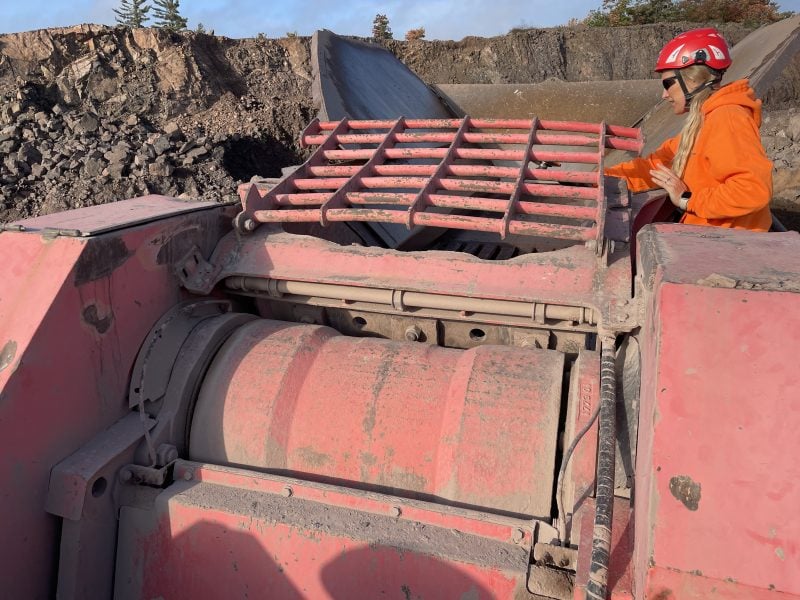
677, 69, 723, 104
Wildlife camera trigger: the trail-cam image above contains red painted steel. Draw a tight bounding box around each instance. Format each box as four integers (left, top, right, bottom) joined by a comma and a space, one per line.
636, 225, 800, 597
573, 497, 635, 600
238, 117, 642, 246
189, 319, 564, 517
183, 225, 634, 328
0, 198, 236, 598
116, 463, 533, 599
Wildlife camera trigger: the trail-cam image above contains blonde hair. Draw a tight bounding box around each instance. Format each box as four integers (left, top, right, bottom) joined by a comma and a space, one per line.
671, 65, 721, 177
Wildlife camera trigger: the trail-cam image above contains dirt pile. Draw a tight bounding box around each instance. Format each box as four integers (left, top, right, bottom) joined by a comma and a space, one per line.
0, 23, 798, 224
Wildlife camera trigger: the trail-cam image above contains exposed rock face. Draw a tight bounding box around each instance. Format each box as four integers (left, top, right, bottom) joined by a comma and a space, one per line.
0, 23, 797, 225
389, 23, 755, 84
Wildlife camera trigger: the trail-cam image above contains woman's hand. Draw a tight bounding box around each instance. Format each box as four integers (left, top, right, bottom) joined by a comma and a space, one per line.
649, 163, 689, 208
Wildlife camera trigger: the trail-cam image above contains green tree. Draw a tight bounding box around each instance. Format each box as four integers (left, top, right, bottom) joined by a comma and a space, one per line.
583, 0, 787, 26
372, 14, 392, 40
152, 0, 188, 31
676, 0, 785, 25
113, 0, 151, 28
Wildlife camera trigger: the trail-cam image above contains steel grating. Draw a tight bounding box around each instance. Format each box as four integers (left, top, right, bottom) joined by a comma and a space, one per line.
236, 117, 643, 249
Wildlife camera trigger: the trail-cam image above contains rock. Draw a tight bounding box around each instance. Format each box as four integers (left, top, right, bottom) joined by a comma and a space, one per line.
17, 143, 42, 165
83, 157, 107, 177
74, 113, 100, 135
148, 162, 174, 177
150, 134, 171, 156
787, 113, 800, 142
164, 122, 184, 141
185, 146, 209, 160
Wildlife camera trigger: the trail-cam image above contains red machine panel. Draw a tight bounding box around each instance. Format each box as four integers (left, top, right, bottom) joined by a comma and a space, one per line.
0, 198, 232, 598
636, 225, 800, 598
190, 319, 565, 517
115, 463, 534, 599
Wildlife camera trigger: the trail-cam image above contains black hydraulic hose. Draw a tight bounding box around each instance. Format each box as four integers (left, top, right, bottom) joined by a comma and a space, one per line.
586, 339, 618, 600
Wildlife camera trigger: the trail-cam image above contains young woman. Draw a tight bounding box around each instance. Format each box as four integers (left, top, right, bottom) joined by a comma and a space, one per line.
606, 28, 773, 231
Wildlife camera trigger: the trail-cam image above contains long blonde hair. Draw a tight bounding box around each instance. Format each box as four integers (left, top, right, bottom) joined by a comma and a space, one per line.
671, 65, 721, 177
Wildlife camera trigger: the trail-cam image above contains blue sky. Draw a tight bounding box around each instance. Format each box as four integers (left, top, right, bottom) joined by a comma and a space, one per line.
2, 0, 795, 40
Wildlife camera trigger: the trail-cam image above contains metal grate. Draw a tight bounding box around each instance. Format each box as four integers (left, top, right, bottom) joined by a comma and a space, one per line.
235, 117, 643, 250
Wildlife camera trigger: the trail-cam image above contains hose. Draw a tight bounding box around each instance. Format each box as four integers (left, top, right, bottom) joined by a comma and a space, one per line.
556, 399, 600, 544
585, 338, 618, 600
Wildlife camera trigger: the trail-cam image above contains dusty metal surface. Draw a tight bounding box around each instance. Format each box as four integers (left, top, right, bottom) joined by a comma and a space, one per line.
190, 319, 564, 518
573, 497, 635, 599
635, 224, 800, 596
311, 29, 453, 122
116, 462, 536, 599
0, 199, 234, 598
435, 79, 662, 125
179, 226, 636, 337
45, 413, 155, 600
6, 195, 225, 237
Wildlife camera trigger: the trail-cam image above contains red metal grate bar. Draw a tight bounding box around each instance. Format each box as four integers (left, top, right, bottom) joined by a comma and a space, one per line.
240, 117, 642, 246
593, 123, 609, 254
312, 117, 640, 140
256, 194, 597, 220
501, 117, 538, 239
321, 147, 602, 164
318, 117, 405, 226
406, 116, 470, 228
308, 164, 599, 185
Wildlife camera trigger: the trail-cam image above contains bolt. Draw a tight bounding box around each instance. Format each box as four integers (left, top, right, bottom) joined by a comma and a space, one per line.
404, 325, 422, 342
243, 218, 256, 232
183, 469, 193, 481
119, 468, 133, 483
390, 506, 402, 518
512, 528, 525, 544
281, 486, 293, 497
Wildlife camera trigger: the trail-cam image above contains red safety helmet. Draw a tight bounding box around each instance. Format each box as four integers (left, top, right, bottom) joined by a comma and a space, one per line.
655, 28, 732, 73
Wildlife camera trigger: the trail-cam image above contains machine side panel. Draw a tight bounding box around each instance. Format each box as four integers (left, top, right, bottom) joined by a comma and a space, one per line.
0, 202, 231, 598
636, 225, 800, 597
115, 463, 532, 600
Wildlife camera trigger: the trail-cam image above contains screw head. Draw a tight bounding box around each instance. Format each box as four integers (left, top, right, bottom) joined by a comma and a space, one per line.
390, 506, 402, 518
243, 218, 256, 231
404, 325, 422, 342
512, 528, 525, 543
281, 486, 293, 497
119, 468, 133, 483
183, 470, 193, 481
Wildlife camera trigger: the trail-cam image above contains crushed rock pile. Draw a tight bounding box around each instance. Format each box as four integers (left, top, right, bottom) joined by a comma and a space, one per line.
0, 23, 798, 225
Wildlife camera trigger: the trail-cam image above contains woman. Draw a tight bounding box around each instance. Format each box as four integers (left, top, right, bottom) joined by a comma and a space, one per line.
606, 28, 773, 231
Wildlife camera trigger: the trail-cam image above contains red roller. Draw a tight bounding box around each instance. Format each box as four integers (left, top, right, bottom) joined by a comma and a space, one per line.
190, 319, 564, 517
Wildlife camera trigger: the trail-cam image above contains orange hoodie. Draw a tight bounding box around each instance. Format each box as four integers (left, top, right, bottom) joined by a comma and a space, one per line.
605, 79, 773, 231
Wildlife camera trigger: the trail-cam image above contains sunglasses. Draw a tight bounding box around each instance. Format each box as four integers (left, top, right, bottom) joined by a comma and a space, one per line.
662, 76, 678, 91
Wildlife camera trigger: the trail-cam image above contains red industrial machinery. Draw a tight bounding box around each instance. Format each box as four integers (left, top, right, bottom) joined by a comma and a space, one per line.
1, 114, 799, 600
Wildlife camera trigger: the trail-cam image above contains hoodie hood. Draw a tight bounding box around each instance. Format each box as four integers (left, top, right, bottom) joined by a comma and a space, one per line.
702, 79, 762, 126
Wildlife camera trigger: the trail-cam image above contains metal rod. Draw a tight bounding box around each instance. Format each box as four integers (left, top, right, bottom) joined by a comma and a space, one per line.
312, 117, 642, 142
224, 277, 597, 325
309, 163, 599, 185
321, 147, 601, 164
586, 338, 618, 600
304, 131, 642, 152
